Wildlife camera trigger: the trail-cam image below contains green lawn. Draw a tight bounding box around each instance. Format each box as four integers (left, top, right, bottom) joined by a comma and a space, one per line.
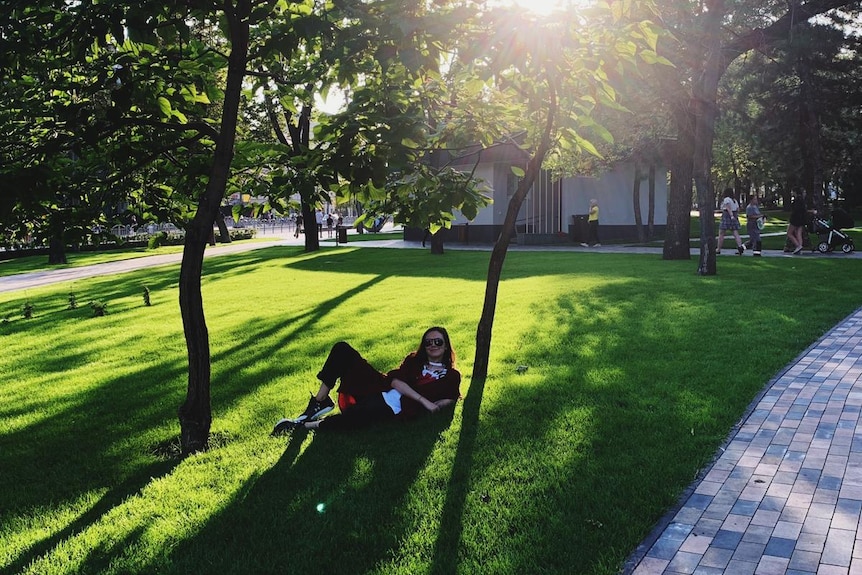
1, 246, 861, 574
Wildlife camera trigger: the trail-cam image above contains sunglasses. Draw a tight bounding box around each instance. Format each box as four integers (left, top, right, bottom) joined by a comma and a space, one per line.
424, 337, 445, 347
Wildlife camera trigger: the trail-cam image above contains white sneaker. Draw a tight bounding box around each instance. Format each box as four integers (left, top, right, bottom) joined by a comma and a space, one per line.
594, 243, 601, 247
792, 246, 803, 255
580, 243, 588, 247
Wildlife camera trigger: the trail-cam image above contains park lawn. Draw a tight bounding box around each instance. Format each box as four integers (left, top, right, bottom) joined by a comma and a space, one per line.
1, 246, 861, 575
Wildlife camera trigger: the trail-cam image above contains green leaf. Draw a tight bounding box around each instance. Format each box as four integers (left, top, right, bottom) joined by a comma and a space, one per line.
511, 166, 525, 177
171, 109, 188, 123
156, 97, 171, 118
638, 21, 660, 52
575, 135, 602, 158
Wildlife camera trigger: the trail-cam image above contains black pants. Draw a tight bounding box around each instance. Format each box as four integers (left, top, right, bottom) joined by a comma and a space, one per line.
316, 342, 395, 430
588, 220, 599, 244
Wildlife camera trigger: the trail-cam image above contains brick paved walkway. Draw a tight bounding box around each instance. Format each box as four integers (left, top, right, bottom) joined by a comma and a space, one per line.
625, 307, 862, 575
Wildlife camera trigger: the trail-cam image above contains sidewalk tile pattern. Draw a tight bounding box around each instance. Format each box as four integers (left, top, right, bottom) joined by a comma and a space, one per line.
629, 307, 862, 575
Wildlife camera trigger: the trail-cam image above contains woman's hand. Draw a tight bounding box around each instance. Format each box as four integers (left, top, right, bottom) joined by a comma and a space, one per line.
422, 398, 441, 412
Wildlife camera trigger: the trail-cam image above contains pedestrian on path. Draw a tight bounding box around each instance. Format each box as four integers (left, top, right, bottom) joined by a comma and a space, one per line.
315, 209, 324, 237
716, 188, 745, 255
580, 198, 601, 247
745, 195, 766, 256
786, 193, 809, 255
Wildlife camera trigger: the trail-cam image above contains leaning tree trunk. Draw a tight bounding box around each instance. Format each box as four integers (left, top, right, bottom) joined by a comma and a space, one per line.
178, 6, 250, 456
216, 214, 231, 243
473, 86, 555, 381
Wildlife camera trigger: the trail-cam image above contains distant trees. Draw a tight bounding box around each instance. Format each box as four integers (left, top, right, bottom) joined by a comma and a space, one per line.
650, 0, 860, 274
714, 19, 862, 210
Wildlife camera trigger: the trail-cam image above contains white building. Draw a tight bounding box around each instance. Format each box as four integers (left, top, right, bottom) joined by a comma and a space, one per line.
405, 143, 669, 244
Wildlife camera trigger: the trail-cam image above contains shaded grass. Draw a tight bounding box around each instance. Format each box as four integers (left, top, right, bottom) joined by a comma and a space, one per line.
0, 246, 860, 574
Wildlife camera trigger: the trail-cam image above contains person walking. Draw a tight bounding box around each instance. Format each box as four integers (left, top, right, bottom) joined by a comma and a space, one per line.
745, 195, 766, 257
580, 198, 601, 247
271, 326, 460, 434
716, 188, 745, 255
786, 193, 808, 255
315, 209, 325, 237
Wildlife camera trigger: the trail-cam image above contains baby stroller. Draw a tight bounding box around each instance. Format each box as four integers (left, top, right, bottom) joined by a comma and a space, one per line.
809, 209, 855, 254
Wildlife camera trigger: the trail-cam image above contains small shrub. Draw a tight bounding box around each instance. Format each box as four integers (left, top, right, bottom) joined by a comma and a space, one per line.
90, 300, 108, 317
227, 228, 256, 241
143, 286, 151, 306
22, 302, 33, 319
148, 232, 168, 250
68, 292, 78, 310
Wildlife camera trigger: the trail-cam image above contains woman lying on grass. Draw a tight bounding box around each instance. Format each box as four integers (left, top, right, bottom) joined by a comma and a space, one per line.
271, 326, 461, 434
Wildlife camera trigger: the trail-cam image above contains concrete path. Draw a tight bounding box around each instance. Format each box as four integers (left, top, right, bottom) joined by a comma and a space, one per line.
3, 229, 862, 575
0, 234, 295, 293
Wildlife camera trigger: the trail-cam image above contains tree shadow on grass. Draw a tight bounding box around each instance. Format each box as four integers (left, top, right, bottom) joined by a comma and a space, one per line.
423, 268, 858, 574
0, 351, 187, 574
161, 413, 455, 575
0, 268, 390, 573
0, 464, 175, 575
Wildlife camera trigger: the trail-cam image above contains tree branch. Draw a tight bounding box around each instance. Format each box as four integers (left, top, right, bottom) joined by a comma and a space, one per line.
725, 0, 857, 59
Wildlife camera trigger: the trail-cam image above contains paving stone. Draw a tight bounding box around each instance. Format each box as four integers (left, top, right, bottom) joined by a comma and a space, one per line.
711, 529, 744, 550
665, 551, 701, 574
699, 546, 734, 568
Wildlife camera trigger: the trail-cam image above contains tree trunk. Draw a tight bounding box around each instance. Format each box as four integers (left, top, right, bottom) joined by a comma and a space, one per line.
648, 164, 656, 240
693, 1, 725, 276
430, 230, 444, 254
48, 233, 67, 265
177, 4, 249, 456
47, 212, 67, 265
633, 165, 645, 243
663, 105, 694, 260
798, 61, 824, 209
301, 196, 319, 252
474, 90, 555, 380
216, 214, 231, 243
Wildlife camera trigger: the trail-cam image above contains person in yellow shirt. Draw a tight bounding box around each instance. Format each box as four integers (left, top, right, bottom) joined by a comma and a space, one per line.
581, 198, 601, 247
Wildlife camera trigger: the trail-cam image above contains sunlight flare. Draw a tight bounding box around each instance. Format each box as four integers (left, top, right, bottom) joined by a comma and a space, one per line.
493, 0, 590, 16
